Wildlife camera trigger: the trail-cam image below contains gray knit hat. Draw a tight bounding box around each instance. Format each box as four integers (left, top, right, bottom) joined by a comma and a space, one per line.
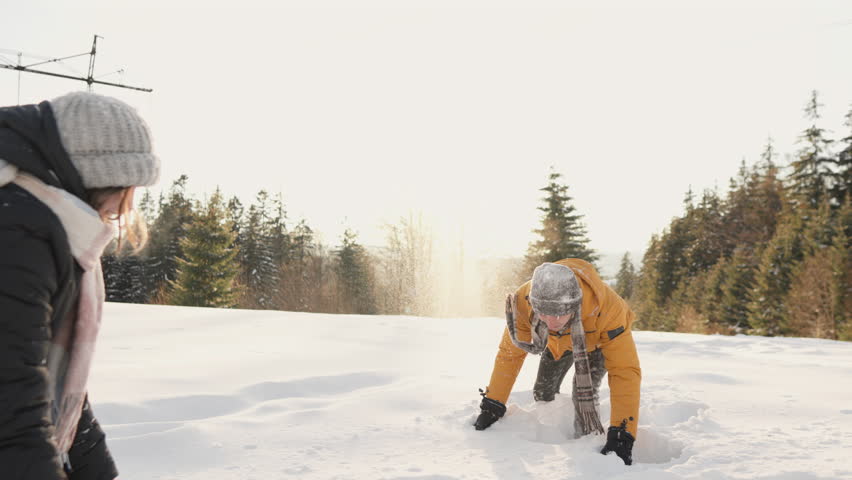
529, 263, 582, 317
50, 91, 160, 188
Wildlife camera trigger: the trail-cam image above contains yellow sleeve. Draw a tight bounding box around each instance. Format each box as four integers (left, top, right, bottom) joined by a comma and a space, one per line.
598, 306, 641, 437
485, 327, 528, 404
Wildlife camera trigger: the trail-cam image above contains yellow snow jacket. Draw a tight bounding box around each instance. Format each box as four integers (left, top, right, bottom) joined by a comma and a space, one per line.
485, 258, 642, 436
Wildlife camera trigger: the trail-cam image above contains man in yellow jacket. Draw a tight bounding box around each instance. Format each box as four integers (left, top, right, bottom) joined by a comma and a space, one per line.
473, 259, 641, 466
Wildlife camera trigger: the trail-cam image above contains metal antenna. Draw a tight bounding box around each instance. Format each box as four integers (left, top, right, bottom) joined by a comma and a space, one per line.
1, 35, 152, 99
17, 52, 22, 104
86, 35, 101, 92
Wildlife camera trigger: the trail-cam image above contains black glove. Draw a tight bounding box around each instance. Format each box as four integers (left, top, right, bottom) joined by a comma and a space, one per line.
600, 425, 635, 465
473, 396, 506, 431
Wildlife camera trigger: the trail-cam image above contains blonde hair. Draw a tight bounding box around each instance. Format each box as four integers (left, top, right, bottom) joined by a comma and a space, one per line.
86, 186, 148, 254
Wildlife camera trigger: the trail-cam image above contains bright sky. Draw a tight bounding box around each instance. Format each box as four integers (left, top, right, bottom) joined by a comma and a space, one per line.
2, 0, 851, 258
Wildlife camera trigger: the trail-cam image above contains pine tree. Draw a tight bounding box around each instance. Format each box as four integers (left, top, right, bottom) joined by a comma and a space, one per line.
638, 188, 723, 312
237, 191, 279, 309
784, 199, 850, 338
239, 203, 264, 304
614, 252, 636, 300
103, 251, 148, 303
833, 105, 852, 206
654, 215, 693, 304
169, 189, 240, 308
683, 185, 695, 212
525, 169, 597, 273
630, 96, 850, 340
632, 235, 674, 331
683, 189, 726, 276
717, 246, 756, 333
226, 195, 244, 248
789, 91, 836, 209
668, 266, 712, 334
335, 229, 377, 314
146, 175, 194, 301
825, 227, 849, 341
268, 194, 290, 265
266, 195, 291, 309
786, 249, 838, 339
102, 251, 129, 302
833, 200, 852, 340
752, 140, 786, 243
698, 257, 729, 333
747, 208, 807, 336
722, 148, 783, 250
137, 189, 157, 230
281, 219, 315, 311
636, 178, 770, 334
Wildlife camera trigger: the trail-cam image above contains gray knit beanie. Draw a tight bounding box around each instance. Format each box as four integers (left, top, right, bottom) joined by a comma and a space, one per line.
49, 91, 160, 188
529, 263, 582, 317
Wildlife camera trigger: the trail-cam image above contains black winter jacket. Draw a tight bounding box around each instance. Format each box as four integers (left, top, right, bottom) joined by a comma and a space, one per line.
0, 102, 118, 479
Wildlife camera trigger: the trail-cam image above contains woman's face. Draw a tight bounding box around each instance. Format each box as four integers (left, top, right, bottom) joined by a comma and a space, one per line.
98, 187, 135, 221
539, 312, 576, 332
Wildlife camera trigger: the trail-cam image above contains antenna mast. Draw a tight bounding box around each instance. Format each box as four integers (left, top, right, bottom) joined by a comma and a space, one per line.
1, 35, 152, 99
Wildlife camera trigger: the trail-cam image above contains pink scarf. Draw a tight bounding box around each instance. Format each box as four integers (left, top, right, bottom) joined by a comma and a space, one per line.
11, 172, 114, 453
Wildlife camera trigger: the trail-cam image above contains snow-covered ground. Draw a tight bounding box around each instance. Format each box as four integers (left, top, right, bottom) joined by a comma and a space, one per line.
90, 304, 852, 480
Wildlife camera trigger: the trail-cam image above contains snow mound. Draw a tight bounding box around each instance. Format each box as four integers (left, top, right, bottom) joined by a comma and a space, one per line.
88, 304, 852, 479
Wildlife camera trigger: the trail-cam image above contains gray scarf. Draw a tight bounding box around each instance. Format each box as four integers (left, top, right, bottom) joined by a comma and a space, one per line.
505, 293, 604, 436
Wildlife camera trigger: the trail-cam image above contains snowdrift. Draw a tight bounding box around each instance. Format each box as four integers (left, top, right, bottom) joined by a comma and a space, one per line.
90, 304, 852, 479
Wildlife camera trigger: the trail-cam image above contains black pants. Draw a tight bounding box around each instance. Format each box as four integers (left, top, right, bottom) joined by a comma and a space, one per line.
533, 348, 607, 436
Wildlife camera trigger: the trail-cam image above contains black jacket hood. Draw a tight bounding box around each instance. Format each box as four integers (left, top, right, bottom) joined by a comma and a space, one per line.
0, 100, 86, 200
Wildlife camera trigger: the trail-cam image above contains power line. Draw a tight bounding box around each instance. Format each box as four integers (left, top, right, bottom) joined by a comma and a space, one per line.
23, 51, 90, 69
95, 69, 125, 80
1, 49, 83, 75
0, 48, 52, 60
